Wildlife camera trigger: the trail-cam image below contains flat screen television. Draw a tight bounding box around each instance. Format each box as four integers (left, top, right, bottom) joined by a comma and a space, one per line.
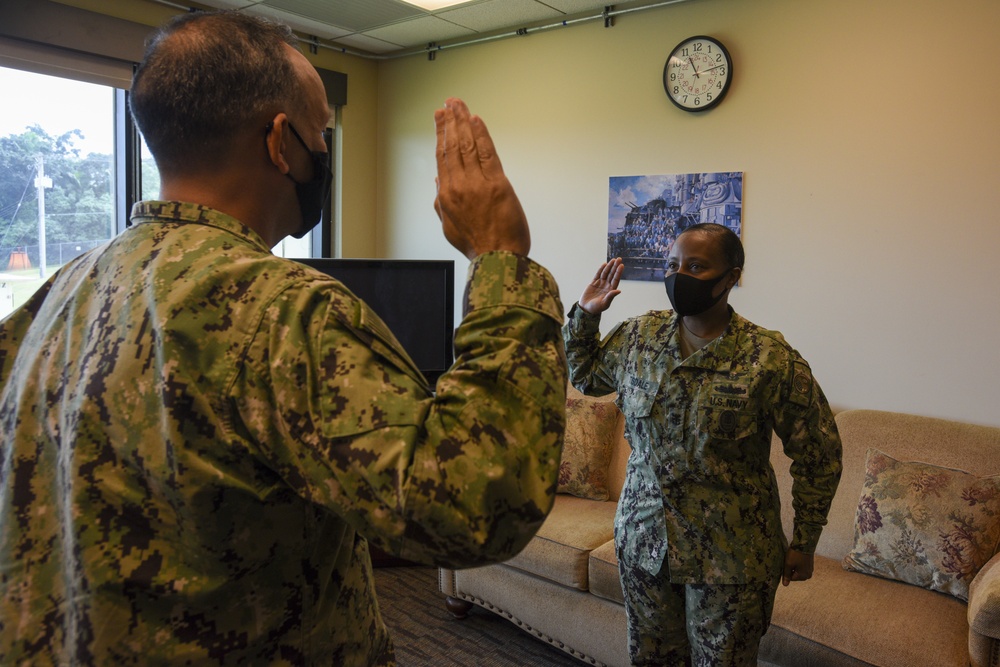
295, 258, 455, 385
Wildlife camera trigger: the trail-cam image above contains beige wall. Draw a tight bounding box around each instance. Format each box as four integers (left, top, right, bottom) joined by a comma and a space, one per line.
376, 0, 1000, 427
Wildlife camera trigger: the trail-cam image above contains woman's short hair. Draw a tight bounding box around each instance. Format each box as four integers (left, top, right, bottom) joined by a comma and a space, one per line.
679, 223, 745, 270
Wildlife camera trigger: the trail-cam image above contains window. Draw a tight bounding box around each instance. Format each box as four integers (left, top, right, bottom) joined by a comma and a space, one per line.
1, 65, 336, 319
139, 136, 160, 202
0, 65, 127, 316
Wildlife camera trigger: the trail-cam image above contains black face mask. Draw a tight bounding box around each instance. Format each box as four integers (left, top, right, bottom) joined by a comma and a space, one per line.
663, 270, 732, 317
284, 123, 333, 239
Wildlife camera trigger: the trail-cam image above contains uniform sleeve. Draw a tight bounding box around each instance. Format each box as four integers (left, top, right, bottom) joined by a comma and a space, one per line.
562, 302, 620, 396
772, 354, 843, 553
233, 251, 567, 570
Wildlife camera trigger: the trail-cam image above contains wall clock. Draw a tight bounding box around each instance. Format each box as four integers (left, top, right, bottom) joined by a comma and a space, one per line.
663, 35, 732, 112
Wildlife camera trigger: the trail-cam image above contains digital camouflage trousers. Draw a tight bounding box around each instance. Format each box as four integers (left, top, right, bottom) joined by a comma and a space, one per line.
620, 564, 778, 666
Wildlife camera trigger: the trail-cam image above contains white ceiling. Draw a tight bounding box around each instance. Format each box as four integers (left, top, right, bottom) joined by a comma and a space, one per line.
189, 0, 683, 57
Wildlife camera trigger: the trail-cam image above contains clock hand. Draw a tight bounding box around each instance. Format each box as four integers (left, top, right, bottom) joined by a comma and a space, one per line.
688, 57, 700, 78
700, 63, 726, 73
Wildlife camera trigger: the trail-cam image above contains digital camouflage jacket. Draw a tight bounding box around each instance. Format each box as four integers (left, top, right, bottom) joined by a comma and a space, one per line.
0, 201, 567, 665
564, 304, 841, 584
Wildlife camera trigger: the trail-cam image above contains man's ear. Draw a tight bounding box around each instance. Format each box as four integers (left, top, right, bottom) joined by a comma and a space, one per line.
265, 113, 291, 175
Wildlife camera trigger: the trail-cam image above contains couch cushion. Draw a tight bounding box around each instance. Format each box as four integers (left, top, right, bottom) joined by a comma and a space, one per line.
558, 396, 621, 501
504, 495, 617, 590
588, 540, 624, 604
769, 410, 1000, 562
842, 448, 1000, 601
763, 555, 969, 667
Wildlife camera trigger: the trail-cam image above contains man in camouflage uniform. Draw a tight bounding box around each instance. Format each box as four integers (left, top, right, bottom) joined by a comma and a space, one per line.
0, 11, 567, 665
564, 224, 841, 666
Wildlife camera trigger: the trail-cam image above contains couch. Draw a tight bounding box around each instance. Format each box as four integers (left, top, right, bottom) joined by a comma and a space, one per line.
439, 389, 1000, 667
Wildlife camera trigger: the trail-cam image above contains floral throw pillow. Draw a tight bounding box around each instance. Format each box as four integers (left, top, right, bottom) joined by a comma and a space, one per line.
842, 448, 1000, 601
557, 398, 620, 501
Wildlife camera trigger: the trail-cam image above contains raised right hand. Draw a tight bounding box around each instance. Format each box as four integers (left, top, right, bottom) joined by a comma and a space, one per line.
433, 98, 530, 260
578, 257, 624, 315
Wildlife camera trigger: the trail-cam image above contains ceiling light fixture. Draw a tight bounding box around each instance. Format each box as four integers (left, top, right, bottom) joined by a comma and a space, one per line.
401, 0, 476, 10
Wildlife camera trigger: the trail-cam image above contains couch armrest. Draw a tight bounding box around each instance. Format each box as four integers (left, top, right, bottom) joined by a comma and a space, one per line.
968, 551, 1000, 667
439, 567, 457, 596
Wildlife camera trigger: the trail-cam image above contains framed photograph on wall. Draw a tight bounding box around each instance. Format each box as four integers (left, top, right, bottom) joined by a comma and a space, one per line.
607, 172, 743, 281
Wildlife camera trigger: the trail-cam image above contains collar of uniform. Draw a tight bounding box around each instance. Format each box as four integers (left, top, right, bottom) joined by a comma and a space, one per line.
129, 200, 271, 253
671, 307, 742, 373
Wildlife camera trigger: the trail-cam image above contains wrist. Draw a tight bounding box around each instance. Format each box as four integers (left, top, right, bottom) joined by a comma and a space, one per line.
466, 239, 530, 261
571, 302, 602, 318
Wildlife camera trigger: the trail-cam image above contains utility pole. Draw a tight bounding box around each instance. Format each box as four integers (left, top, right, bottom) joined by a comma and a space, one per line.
34, 155, 52, 280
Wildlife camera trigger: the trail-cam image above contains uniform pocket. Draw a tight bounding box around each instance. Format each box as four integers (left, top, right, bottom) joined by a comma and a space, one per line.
620, 384, 656, 419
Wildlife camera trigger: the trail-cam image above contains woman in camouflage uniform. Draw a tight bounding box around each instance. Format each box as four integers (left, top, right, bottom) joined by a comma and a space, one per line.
564, 223, 842, 666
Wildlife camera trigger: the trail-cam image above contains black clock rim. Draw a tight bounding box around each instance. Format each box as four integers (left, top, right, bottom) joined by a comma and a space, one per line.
662, 35, 732, 113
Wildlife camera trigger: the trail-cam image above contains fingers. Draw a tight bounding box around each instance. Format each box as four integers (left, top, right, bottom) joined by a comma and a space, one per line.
435, 98, 474, 172
469, 114, 503, 179
434, 99, 465, 192
432, 98, 531, 259
434, 109, 450, 201
578, 257, 624, 316
782, 567, 809, 586
434, 100, 466, 228
436, 98, 504, 181
782, 550, 814, 586
451, 100, 477, 169
593, 259, 614, 281
609, 258, 624, 288
594, 258, 624, 285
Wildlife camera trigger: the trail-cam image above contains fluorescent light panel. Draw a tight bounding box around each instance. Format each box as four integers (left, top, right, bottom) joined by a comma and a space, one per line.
402, 0, 475, 9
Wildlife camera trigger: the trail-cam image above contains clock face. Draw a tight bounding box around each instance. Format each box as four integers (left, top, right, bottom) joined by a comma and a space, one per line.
664, 36, 732, 112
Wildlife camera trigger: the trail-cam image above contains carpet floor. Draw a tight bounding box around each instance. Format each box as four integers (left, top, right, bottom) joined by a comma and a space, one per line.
374, 565, 587, 666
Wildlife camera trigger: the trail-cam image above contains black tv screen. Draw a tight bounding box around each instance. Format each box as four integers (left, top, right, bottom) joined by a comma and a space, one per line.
295, 258, 455, 385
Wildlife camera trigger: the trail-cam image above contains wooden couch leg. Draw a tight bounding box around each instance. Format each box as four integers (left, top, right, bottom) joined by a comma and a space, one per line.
445, 596, 473, 619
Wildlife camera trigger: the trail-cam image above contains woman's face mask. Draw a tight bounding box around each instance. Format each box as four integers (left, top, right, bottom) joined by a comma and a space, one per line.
663, 269, 732, 317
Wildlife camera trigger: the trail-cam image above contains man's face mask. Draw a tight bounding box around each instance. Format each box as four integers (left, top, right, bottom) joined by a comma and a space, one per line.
282, 122, 333, 239
663, 269, 732, 317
